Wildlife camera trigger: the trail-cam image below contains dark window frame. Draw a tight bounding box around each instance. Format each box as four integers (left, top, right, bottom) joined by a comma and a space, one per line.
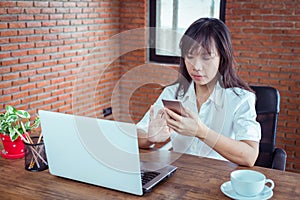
149, 0, 227, 64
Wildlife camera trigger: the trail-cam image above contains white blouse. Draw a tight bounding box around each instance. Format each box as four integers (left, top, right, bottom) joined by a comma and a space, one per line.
137, 80, 261, 161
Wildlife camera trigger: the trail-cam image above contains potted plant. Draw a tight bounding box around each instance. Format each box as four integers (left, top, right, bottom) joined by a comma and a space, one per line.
0, 105, 40, 159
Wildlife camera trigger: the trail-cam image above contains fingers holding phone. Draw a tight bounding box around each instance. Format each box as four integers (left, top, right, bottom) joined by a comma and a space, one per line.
162, 99, 187, 117
148, 105, 171, 143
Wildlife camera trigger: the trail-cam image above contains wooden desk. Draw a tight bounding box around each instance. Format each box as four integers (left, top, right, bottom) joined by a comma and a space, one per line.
0, 149, 299, 199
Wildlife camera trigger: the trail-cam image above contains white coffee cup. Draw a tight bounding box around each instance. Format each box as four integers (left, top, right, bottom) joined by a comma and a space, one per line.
230, 170, 274, 197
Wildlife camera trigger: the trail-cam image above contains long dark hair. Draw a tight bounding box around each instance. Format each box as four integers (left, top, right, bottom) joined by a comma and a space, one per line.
175, 18, 252, 98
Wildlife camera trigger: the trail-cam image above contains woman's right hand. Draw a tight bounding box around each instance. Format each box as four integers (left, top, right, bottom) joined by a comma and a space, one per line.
147, 105, 171, 143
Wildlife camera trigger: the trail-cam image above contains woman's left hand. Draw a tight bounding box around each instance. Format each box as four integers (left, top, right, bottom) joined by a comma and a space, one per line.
164, 107, 208, 139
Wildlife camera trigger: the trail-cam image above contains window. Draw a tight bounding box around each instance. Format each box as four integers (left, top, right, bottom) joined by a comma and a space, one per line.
149, 0, 226, 64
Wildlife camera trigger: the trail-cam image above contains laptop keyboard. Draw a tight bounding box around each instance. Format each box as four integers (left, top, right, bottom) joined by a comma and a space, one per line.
141, 171, 160, 186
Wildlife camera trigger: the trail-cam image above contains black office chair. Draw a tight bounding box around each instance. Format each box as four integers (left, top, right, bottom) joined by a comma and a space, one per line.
251, 85, 287, 171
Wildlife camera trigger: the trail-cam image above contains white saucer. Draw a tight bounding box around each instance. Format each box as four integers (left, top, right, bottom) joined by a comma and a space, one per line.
220, 181, 273, 200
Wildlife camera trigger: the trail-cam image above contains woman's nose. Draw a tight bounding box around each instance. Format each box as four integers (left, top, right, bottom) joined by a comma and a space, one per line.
192, 59, 203, 71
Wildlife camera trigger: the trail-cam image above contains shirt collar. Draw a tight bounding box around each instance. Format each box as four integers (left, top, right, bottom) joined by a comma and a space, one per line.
208, 79, 225, 108
181, 78, 225, 109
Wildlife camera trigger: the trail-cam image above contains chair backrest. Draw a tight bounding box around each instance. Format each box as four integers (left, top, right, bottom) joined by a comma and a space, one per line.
250, 85, 280, 168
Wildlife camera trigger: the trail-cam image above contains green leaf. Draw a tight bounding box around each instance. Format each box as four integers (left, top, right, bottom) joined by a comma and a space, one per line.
16, 110, 30, 119
24, 121, 31, 130
10, 132, 19, 141
0, 113, 4, 120
6, 115, 18, 123
31, 117, 40, 129
8, 126, 14, 133
0, 123, 9, 131
5, 105, 16, 114
8, 127, 16, 138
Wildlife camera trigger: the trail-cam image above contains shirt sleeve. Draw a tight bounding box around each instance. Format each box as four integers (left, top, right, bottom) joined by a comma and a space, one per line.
233, 92, 261, 142
136, 85, 177, 134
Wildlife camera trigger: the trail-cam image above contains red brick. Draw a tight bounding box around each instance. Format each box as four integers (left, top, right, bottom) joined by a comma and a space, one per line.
2, 73, 20, 81
29, 75, 44, 82
64, 2, 76, 7
0, 95, 12, 103
0, 23, 8, 29
34, 1, 49, 7
27, 35, 43, 42
29, 88, 43, 95
9, 36, 27, 43
21, 96, 38, 104
50, 77, 64, 84
35, 41, 50, 48
19, 56, 35, 64
17, 1, 33, 7
12, 78, 28, 86
20, 70, 36, 77
0, 8, 5, 15
0, 15, 18, 21
20, 83, 36, 91
58, 104, 72, 113
11, 50, 28, 57
41, 21, 56, 27
2, 87, 19, 95
7, 8, 23, 14
36, 80, 51, 87
18, 29, 34, 35
34, 14, 49, 21
18, 15, 34, 21
44, 47, 58, 53
51, 53, 63, 60
63, 14, 76, 19
57, 20, 70, 26
24, 8, 41, 14
36, 55, 50, 61
28, 49, 43, 55
50, 40, 63, 46
52, 101, 65, 109
37, 93, 51, 100
1, 44, 19, 51
0, 1, 16, 7
43, 60, 57, 67
43, 34, 57, 40
29, 101, 44, 110
49, 2, 63, 7
0, 52, 10, 59
44, 97, 58, 104
0, 81, 12, 88
12, 91, 29, 100
9, 22, 26, 28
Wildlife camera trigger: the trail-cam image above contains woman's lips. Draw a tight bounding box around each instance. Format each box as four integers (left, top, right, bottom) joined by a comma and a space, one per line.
192, 75, 204, 81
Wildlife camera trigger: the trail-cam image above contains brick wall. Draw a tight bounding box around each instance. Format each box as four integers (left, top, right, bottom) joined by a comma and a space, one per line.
0, 0, 121, 120
1, 0, 300, 172
225, 0, 300, 172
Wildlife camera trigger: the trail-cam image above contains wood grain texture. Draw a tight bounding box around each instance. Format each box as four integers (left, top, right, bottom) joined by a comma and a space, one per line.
0, 146, 299, 199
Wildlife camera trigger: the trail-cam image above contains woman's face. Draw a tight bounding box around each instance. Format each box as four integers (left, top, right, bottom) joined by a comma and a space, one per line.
185, 42, 220, 86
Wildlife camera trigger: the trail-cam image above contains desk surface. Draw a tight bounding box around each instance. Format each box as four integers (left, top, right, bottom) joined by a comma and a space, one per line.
0, 149, 299, 200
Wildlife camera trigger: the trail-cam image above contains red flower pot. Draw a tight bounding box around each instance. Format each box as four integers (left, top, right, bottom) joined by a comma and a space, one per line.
1, 134, 25, 159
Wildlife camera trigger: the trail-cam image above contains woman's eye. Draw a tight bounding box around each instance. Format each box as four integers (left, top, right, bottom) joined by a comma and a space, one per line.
200, 54, 212, 60
186, 55, 194, 60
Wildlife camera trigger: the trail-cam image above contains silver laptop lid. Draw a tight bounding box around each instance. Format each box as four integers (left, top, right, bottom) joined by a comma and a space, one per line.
39, 110, 143, 195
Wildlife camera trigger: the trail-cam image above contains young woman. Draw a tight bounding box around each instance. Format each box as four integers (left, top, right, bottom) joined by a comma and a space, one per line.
137, 18, 261, 167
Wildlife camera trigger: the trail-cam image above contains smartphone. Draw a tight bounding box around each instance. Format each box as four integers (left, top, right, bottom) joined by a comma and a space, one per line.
162, 99, 186, 116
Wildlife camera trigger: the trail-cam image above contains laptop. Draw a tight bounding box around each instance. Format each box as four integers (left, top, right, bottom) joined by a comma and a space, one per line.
39, 110, 177, 196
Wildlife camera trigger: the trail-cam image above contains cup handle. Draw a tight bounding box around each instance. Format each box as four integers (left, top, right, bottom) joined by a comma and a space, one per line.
265, 179, 275, 190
